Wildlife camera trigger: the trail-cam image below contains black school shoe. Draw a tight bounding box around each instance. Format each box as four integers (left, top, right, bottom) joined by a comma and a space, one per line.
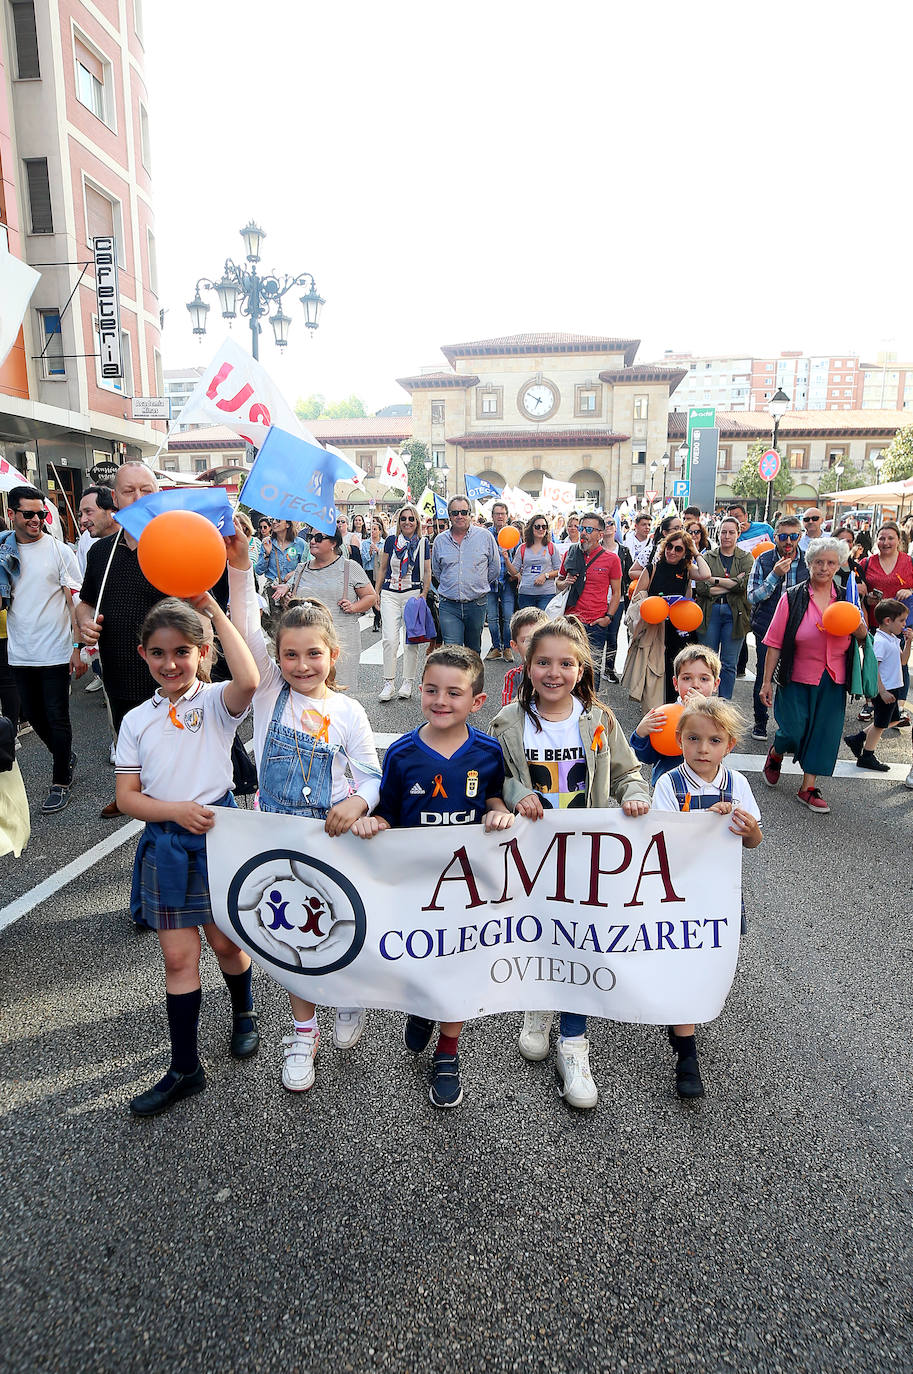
129, 1065, 206, 1117
403, 1015, 435, 1053
857, 750, 890, 773
667, 1028, 705, 1100
230, 1010, 260, 1059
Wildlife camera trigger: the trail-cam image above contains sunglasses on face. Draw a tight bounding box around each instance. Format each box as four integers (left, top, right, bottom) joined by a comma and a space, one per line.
532, 523, 548, 530
309, 533, 331, 543
803, 516, 820, 523
18, 511, 44, 522
777, 532, 801, 542
450, 509, 470, 517
666, 544, 686, 553
400, 515, 416, 522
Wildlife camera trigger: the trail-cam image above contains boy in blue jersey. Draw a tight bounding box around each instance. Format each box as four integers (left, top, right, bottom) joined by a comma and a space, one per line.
352, 646, 513, 1108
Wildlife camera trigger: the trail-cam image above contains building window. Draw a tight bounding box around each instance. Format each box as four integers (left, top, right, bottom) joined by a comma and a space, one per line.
431, 400, 445, 425
139, 104, 151, 170
193, 458, 209, 474
24, 158, 53, 233
717, 447, 730, 470
355, 450, 375, 477
634, 449, 646, 465
162, 458, 177, 473
827, 448, 847, 468
37, 309, 65, 378
11, 2, 40, 78
147, 228, 158, 293
788, 447, 809, 470
84, 180, 124, 265
74, 35, 111, 125
575, 383, 601, 418
633, 395, 649, 420
476, 386, 502, 420
432, 447, 446, 468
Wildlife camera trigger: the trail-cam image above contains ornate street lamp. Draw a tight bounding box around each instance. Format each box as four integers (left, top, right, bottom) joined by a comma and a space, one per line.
187, 221, 324, 360
764, 387, 790, 525
661, 453, 670, 504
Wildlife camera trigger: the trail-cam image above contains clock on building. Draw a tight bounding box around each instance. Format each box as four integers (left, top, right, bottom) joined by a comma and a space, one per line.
518, 378, 559, 421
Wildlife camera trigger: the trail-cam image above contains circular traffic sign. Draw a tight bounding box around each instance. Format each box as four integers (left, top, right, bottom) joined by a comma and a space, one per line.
759, 449, 781, 482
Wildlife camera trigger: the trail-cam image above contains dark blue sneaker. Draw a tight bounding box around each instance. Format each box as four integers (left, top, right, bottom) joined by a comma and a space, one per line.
403, 1015, 435, 1053
429, 1052, 463, 1108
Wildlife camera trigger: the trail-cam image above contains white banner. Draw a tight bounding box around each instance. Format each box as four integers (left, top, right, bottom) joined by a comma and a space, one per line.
376, 446, 409, 492
541, 477, 577, 514
178, 337, 323, 454
503, 484, 536, 522
0, 247, 40, 371
208, 809, 742, 1025
93, 236, 122, 379
0, 457, 64, 539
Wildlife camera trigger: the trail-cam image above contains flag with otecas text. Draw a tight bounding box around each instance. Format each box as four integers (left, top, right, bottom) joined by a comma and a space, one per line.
239, 426, 352, 534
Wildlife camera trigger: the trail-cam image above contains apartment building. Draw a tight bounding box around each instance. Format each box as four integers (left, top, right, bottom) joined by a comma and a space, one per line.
660, 350, 864, 413
0, 0, 163, 535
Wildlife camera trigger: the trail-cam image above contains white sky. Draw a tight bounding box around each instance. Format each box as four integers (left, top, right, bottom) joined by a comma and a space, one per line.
146, 0, 913, 414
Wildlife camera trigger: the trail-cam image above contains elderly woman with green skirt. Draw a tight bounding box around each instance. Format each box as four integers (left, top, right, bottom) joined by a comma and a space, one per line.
758, 537, 867, 814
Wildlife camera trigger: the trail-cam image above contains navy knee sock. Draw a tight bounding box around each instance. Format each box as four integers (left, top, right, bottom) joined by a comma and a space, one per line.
166, 988, 202, 1075
222, 965, 255, 1033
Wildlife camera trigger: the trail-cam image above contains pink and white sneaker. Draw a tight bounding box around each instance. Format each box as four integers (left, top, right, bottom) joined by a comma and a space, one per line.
796, 787, 830, 814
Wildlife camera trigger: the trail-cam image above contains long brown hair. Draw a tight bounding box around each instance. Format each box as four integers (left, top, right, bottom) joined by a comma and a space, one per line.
653, 528, 698, 581
276, 598, 343, 691
517, 616, 615, 731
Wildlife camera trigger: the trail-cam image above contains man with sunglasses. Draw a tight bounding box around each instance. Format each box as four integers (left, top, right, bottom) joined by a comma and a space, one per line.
0, 486, 84, 813
747, 515, 809, 740
431, 497, 500, 654
798, 508, 823, 552
555, 513, 622, 688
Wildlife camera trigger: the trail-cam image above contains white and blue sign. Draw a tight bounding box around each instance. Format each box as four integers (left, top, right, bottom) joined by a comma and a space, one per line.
239, 426, 352, 534
672, 480, 690, 502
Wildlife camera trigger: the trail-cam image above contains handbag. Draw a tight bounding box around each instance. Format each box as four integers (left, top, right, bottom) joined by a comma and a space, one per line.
544, 588, 569, 620
849, 631, 878, 699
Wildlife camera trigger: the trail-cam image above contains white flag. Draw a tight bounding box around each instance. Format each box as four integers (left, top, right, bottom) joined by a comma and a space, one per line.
376, 446, 409, 492
0, 248, 40, 371
178, 337, 315, 449
503, 485, 535, 521
541, 477, 577, 513
0, 457, 64, 539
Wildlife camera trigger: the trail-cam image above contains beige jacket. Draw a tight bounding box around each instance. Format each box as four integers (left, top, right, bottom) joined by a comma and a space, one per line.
489, 700, 649, 811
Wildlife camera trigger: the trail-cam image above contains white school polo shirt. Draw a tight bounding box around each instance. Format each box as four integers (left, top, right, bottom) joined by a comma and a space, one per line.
115, 680, 248, 805
652, 761, 761, 819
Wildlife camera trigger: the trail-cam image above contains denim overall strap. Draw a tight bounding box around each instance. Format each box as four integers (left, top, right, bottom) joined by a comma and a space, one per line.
667, 767, 733, 811
257, 683, 338, 818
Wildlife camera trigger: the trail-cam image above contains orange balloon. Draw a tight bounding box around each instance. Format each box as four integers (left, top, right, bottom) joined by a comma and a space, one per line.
650, 702, 684, 757
497, 526, 521, 551
138, 510, 227, 598
751, 540, 775, 558
640, 595, 669, 624
628, 579, 640, 600
669, 599, 704, 632
821, 601, 862, 636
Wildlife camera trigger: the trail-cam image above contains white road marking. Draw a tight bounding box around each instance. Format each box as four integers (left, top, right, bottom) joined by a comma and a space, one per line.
0, 819, 142, 935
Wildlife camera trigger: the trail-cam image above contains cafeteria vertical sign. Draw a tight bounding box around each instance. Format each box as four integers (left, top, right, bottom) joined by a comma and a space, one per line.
93, 236, 122, 381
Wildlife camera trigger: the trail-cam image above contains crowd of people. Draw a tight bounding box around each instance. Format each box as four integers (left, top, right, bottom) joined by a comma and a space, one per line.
1, 466, 910, 1119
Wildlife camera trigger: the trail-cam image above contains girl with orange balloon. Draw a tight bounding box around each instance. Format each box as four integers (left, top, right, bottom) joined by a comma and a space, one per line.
624, 530, 712, 707
759, 537, 867, 813
694, 517, 754, 699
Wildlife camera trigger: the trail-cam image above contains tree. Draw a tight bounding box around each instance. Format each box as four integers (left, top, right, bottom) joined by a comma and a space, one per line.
400, 440, 430, 501
294, 393, 367, 420
295, 393, 325, 420
817, 457, 875, 497
731, 442, 793, 503
881, 423, 913, 482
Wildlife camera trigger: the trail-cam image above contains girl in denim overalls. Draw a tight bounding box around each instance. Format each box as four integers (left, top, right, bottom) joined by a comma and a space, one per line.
227, 537, 381, 1092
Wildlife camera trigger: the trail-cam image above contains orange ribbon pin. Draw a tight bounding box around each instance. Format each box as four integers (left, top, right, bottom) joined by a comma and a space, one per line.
591, 725, 605, 752
432, 774, 448, 798
168, 705, 185, 730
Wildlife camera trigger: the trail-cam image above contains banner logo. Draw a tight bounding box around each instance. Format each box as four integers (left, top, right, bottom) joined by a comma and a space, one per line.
226, 849, 366, 975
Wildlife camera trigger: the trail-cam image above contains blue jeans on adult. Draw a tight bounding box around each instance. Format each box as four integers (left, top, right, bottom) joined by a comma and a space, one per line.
487, 582, 515, 651
701, 601, 743, 700
517, 591, 552, 611
584, 619, 611, 690
753, 639, 769, 729
438, 595, 488, 655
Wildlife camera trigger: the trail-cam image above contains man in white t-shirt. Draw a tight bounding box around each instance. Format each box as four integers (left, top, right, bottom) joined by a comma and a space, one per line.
2, 485, 84, 813
625, 513, 652, 570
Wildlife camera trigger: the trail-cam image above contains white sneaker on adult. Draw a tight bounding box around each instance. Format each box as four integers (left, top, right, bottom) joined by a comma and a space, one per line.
378, 681, 395, 703
333, 1007, 366, 1050
556, 1035, 598, 1109
905, 765, 913, 790
518, 1010, 554, 1061
398, 679, 413, 699
109, 742, 116, 765
281, 1028, 319, 1091
85, 676, 103, 693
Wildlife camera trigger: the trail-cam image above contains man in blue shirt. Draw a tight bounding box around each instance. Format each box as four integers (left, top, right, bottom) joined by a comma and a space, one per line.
431, 497, 500, 655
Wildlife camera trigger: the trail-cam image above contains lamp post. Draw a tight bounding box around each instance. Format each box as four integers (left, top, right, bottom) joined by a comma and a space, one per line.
661, 453, 670, 504
186, 220, 324, 361
764, 387, 790, 526
440, 464, 450, 501
833, 462, 845, 494
873, 456, 885, 483
649, 460, 658, 508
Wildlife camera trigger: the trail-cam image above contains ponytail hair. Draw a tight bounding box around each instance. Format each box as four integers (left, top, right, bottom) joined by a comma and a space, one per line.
275, 598, 343, 690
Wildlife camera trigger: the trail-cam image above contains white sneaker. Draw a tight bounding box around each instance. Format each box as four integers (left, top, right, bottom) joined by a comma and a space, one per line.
905, 766, 913, 790
556, 1035, 598, 1109
518, 1010, 554, 1061
85, 676, 103, 693
398, 679, 413, 699
109, 742, 116, 765
378, 681, 395, 703
281, 1028, 319, 1091
333, 1007, 366, 1050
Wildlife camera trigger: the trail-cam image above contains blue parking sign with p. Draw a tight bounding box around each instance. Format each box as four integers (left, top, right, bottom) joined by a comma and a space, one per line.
673, 480, 690, 501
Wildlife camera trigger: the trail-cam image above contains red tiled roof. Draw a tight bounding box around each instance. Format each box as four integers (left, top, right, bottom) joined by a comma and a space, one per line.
666, 409, 908, 439
441, 333, 640, 367
446, 428, 629, 451
168, 425, 246, 450
396, 371, 480, 392
306, 418, 414, 443
599, 365, 687, 393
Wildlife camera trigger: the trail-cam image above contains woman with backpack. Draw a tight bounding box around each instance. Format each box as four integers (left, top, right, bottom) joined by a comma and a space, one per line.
509, 515, 562, 610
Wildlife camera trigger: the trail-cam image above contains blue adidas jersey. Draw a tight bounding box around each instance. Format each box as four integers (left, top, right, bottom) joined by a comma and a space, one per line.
376, 726, 505, 828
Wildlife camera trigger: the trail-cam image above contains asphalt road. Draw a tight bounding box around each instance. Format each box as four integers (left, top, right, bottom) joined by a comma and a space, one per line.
2, 625, 912, 1373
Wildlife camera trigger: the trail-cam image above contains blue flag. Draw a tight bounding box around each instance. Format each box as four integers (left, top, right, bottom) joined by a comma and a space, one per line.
433, 492, 449, 519
464, 473, 502, 501
113, 487, 236, 542
238, 426, 349, 535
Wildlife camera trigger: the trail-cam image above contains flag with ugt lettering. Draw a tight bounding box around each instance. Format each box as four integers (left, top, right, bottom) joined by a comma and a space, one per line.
376, 447, 409, 492
239, 427, 352, 535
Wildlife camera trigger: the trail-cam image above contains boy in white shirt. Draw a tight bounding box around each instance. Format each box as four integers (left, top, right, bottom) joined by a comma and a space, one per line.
844, 598, 911, 773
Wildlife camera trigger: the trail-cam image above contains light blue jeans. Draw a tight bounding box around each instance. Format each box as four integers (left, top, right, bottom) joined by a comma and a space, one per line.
438, 596, 488, 655
487, 583, 516, 651
700, 602, 743, 699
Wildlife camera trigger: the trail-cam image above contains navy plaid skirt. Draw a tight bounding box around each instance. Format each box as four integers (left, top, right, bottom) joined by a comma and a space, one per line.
130, 793, 235, 931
